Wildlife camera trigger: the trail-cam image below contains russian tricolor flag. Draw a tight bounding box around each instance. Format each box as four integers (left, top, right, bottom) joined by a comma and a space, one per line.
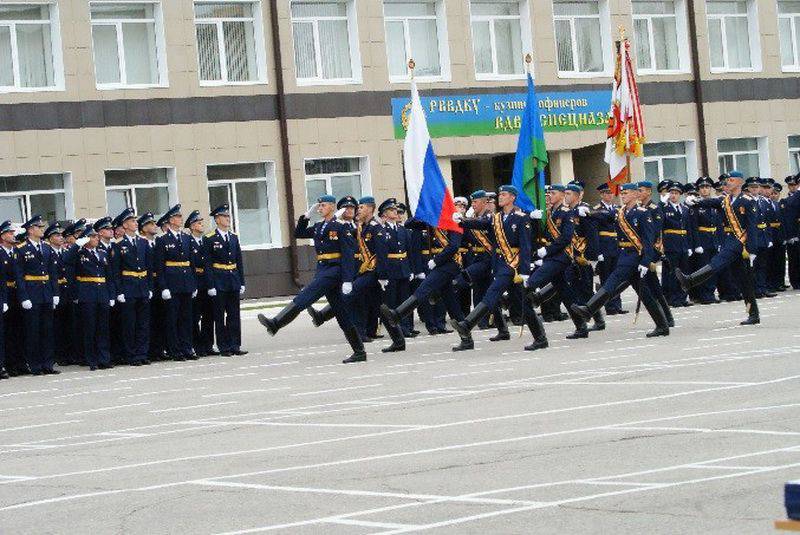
403, 81, 462, 233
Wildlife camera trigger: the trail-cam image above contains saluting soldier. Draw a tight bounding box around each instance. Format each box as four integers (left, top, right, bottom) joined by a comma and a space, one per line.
0, 221, 14, 379
16, 215, 60, 375
258, 196, 364, 364
111, 207, 152, 366
678, 170, 761, 325
72, 225, 114, 371
186, 210, 215, 357
154, 204, 197, 361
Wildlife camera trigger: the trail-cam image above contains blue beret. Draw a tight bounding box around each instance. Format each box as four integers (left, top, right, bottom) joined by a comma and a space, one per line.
22, 214, 45, 229
621, 183, 638, 191
184, 210, 203, 228
93, 216, 113, 232
358, 196, 375, 205
378, 198, 398, 214
137, 212, 155, 229
210, 204, 230, 217
728, 170, 743, 179
499, 185, 518, 195
63, 218, 87, 236
565, 184, 582, 193
317, 195, 336, 204
596, 182, 611, 192
470, 189, 487, 200
549, 184, 565, 192
337, 196, 357, 209
637, 181, 654, 189
44, 222, 62, 239
0, 220, 13, 235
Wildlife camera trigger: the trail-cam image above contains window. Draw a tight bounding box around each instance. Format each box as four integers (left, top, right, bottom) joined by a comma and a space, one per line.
553, 0, 607, 75
194, 1, 266, 85
304, 158, 369, 207
706, 0, 759, 72
207, 162, 280, 248
632, 0, 687, 73
291, 0, 361, 84
778, 0, 800, 70
789, 135, 800, 175
105, 168, 175, 217
0, 4, 63, 91
383, 0, 448, 81
469, 0, 529, 79
0, 173, 68, 224
717, 137, 765, 177
90, 2, 167, 88
644, 142, 690, 183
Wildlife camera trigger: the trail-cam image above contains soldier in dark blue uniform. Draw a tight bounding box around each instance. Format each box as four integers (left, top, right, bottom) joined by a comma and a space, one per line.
748, 177, 773, 298
186, 210, 215, 357
374, 199, 415, 339
44, 221, 73, 365
258, 196, 365, 363
16, 215, 60, 375
713, 174, 743, 302
678, 170, 761, 325
154, 204, 197, 361
408, 220, 441, 335
638, 180, 675, 327
769, 181, 787, 292
72, 225, 115, 370
592, 183, 626, 315
661, 181, 693, 307
111, 207, 153, 366
60, 219, 86, 365
564, 181, 603, 330
689, 176, 722, 304
203, 204, 247, 356
784, 175, 800, 289
572, 183, 670, 337
0, 221, 13, 379
95, 216, 115, 254
139, 212, 166, 361
4, 229, 25, 376
450, 185, 545, 350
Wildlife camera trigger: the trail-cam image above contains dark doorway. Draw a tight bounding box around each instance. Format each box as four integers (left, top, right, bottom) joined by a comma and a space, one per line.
450, 153, 552, 198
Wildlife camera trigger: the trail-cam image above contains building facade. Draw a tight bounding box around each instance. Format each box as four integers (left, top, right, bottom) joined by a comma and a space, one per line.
1, 0, 800, 296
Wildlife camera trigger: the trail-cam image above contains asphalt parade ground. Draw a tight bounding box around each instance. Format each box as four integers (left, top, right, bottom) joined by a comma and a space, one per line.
1, 294, 799, 534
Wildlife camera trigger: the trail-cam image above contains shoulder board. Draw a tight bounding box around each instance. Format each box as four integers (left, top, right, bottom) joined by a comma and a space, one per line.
229, 231, 237, 236
559, 206, 570, 212
369, 220, 379, 226
742, 194, 753, 200
205, 231, 216, 238
637, 206, 647, 212
593, 203, 601, 210
513, 210, 525, 216
15, 243, 25, 249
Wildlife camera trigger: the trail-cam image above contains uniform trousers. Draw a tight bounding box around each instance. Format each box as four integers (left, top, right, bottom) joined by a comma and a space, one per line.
213, 290, 241, 353
23, 304, 54, 373
165, 292, 193, 358
80, 301, 110, 368
292, 264, 355, 334
413, 267, 465, 323
119, 297, 150, 363
596, 254, 624, 313
192, 293, 215, 353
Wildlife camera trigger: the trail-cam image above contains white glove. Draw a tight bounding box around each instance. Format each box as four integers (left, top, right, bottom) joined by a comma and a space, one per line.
749, 254, 756, 267
790, 237, 799, 245
208, 288, 217, 297
577, 205, 590, 217
530, 209, 543, 220
660, 193, 669, 203
536, 247, 547, 259
53, 296, 60, 307
685, 196, 698, 206
378, 279, 388, 291
341, 282, 352, 295
334, 207, 346, 219
465, 207, 475, 218
687, 249, 693, 257
148, 291, 153, 300
192, 290, 198, 298
239, 286, 245, 296
416, 273, 426, 280
109, 299, 115, 307
72, 299, 78, 304
597, 254, 604, 263
161, 289, 171, 300
21, 300, 32, 310
304, 203, 320, 219
695, 246, 704, 254
767, 241, 773, 248
117, 294, 126, 304
452, 212, 463, 223
519, 274, 529, 286
534, 259, 543, 267
2, 303, 7, 313
427, 259, 436, 270
638, 265, 649, 278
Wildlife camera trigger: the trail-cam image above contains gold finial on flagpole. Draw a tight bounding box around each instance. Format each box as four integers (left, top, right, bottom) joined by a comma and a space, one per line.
408, 58, 416, 79
618, 26, 626, 41
524, 53, 532, 73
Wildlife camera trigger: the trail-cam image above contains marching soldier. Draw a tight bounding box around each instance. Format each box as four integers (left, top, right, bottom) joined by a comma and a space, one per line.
679, 170, 761, 325
593, 183, 627, 315
203, 204, 247, 357
186, 210, 216, 357
0, 221, 13, 379
16, 215, 60, 375
111, 207, 152, 366
154, 204, 197, 361
638, 180, 675, 327
374, 199, 415, 339
690, 177, 722, 304
72, 225, 114, 371
258, 196, 364, 363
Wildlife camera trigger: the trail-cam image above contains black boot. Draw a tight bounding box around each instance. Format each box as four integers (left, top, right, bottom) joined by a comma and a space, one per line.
524, 309, 548, 351
643, 298, 670, 338
740, 299, 760, 325
656, 292, 675, 328
381, 322, 406, 353
675, 265, 714, 293
258, 303, 301, 336
565, 308, 589, 339
380, 295, 418, 328
489, 309, 510, 341
588, 310, 606, 331
571, 288, 610, 322
451, 333, 475, 352
307, 305, 335, 327
0, 368, 8, 380
342, 325, 367, 364
450, 302, 489, 341
527, 283, 556, 308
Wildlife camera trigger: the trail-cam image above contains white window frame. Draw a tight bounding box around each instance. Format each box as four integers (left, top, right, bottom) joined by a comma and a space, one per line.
467, 0, 533, 81
716, 137, 769, 177
206, 161, 282, 250
89, 1, 169, 90
0, 2, 65, 93
303, 156, 372, 208
383, 0, 450, 83
193, 0, 268, 87
290, 0, 363, 86
551, 0, 613, 78
778, 1, 800, 72
631, 0, 690, 75
0, 172, 73, 224
789, 135, 800, 174
643, 140, 697, 183
103, 167, 178, 215
706, 0, 762, 73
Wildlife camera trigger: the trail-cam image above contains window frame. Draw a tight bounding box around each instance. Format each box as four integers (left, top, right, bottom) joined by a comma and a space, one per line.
206, 161, 282, 251
0, 172, 73, 224
302, 156, 372, 208
778, 1, 800, 72
631, 0, 690, 75
643, 140, 697, 184
382, 0, 450, 83
89, 0, 169, 90
290, 0, 363, 86
103, 167, 178, 216
551, 0, 613, 78
192, 0, 268, 87
467, 0, 533, 81
716, 137, 769, 177
789, 135, 800, 174
0, 2, 65, 93
706, 0, 762, 73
